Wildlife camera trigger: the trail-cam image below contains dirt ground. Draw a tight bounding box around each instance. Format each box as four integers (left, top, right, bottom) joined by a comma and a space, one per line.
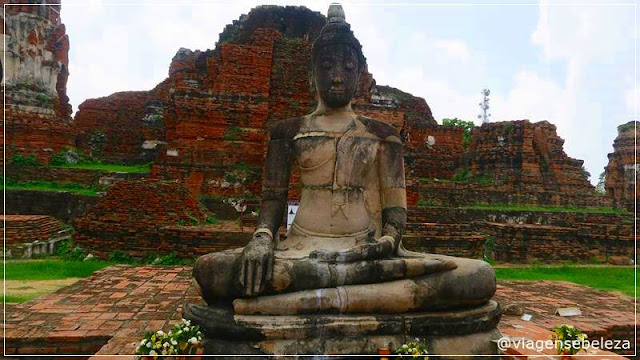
2, 278, 81, 303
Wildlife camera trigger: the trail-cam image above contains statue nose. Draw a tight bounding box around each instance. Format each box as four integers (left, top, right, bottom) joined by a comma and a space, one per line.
332, 76, 343, 85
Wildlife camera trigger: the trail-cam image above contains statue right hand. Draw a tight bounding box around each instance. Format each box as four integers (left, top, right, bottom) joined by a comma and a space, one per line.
239, 232, 274, 296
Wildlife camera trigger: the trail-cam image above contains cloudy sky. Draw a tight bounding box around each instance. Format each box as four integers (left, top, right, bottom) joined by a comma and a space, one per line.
59, 0, 637, 184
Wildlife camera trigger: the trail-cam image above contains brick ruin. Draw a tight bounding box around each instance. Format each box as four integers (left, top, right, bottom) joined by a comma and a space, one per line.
604, 121, 639, 211
417, 120, 610, 208
1, 3, 635, 263
1, 0, 74, 163
71, 180, 245, 258
2, 214, 70, 258
72, 6, 437, 200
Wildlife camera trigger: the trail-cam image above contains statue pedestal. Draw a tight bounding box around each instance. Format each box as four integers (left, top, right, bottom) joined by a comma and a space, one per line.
184, 300, 502, 359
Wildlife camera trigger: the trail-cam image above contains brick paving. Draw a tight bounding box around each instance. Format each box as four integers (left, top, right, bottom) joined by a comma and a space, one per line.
2, 266, 635, 358
496, 280, 636, 354
3, 265, 202, 357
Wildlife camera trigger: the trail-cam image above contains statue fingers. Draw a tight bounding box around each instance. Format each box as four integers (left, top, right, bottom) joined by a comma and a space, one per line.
245, 259, 255, 296
239, 257, 246, 287
335, 247, 365, 262
253, 257, 264, 295
265, 252, 274, 282
310, 250, 338, 262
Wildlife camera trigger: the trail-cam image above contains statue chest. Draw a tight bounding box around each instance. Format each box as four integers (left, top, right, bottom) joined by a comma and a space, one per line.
292, 134, 380, 188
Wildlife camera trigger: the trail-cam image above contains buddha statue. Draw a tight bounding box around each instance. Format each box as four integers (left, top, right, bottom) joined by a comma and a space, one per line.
187, 4, 500, 356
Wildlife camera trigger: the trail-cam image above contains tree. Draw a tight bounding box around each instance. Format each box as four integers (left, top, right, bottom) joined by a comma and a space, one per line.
596, 171, 606, 195
442, 118, 475, 149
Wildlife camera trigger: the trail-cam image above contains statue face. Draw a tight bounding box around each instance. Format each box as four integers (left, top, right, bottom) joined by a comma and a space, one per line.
313, 44, 360, 108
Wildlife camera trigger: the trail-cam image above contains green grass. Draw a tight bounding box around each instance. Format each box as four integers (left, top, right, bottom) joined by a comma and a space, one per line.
51, 162, 151, 173
464, 204, 627, 214
4, 295, 35, 303
495, 265, 635, 297
4, 179, 100, 196
4, 259, 113, 280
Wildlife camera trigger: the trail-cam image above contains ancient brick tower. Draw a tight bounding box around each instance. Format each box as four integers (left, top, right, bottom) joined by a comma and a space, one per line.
605, 121, 639, 211
1, 0, 73, 163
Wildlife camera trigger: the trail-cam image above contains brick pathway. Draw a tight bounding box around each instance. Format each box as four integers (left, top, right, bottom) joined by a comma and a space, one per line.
3, 265, 202, 358
496, 280, 636, 355
2, 266, 634, 358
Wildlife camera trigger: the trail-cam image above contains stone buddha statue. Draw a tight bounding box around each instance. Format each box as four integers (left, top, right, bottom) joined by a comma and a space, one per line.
187, 4, 500, 356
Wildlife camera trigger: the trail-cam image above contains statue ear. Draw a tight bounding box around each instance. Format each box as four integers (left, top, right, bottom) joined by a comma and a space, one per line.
309, 70, 316, 93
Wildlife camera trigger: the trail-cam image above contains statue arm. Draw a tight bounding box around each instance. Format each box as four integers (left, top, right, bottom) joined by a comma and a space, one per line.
378, 139, 407, 249
240, 124, 293, 296
255, 136, 292, 236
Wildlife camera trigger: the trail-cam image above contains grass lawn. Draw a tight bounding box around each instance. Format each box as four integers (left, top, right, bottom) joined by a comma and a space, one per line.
51, 162, 151, 173
463, 204, 626, 214
4, 259, 113, 281
3, 259, 114, 304
5, 181, 99, 196
495, 265, 635, 297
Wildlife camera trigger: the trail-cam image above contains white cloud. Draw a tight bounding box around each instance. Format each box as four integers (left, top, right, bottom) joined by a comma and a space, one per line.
434, 39, 471, 64
532, 0, 634, 64
625, 88, 639, 115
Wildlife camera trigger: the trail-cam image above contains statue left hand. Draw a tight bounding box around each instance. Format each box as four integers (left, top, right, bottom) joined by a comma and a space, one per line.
309, 235, 395, 263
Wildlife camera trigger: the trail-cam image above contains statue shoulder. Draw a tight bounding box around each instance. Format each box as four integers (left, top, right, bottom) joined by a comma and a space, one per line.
357, 115, 402, 143
268, 117, 304, 141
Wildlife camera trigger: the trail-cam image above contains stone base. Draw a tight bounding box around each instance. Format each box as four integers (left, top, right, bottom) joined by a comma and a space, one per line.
184, 300, 502, 359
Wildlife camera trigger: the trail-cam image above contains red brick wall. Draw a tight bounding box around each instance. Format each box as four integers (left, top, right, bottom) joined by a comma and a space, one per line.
74, 90, 168, 164
482, 222, 634, 262
72, 180, 215, 257
5, 165, 145, 187
2, 215, 63, 245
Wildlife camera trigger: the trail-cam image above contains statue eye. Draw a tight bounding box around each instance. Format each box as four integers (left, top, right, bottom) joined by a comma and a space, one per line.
344, 62, 355, 70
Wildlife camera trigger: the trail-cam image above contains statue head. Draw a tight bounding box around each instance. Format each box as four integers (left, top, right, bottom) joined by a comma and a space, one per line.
311, 3, 366, 108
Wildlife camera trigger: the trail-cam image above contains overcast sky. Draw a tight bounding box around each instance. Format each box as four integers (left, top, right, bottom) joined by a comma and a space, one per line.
59, 0, 637, 185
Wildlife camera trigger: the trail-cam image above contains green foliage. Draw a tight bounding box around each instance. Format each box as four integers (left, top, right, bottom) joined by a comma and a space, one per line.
49, 149, 151, 173
540, 157, 549, 173
494, 265, 634, 296
394, 339, 429, 360
552, 325, 587, 355
54, 240, 89, 261
109, 250, 135, 264
617, 122, 636, 133
224, 162, 260, 184
205, 215, 218, 225
595, 172, 607, 195
451, 168, 471, 182
417, 199, 437, 207
222, 127, 245, 141
580, 165, 591, 181
154, 253, 186, 265
49, 151, 69, 166
136, 319, 203, 358
442, 118, 475, 149
449, 168, 494, 184
35, 93, 51, 106
500, 122, 514, 135
4, 259, 112, 281
9, 154, 41, 166
465, 203, 627, 214
483, 236, 495, 263
3, 177, 100, 196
